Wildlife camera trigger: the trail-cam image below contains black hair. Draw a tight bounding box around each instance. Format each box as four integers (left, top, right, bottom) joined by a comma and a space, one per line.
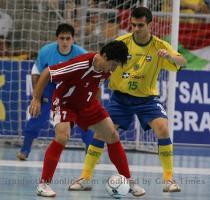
56, 23, 75, 37
100, 40, 129, 66
131, 7, 153, 23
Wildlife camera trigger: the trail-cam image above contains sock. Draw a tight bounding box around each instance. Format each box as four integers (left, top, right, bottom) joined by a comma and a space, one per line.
41, 140, 64, 183
107, 141, 131, 179
21, 130, 38, 156
158, 138, 173, 181
80, 129, 94, 153
81, 138, 104, 180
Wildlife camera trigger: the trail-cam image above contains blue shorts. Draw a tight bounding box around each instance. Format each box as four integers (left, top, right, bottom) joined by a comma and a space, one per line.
106, 91, 167, 131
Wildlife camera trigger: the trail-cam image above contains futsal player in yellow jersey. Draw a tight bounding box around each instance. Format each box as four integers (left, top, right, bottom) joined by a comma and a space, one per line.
110, 33, 180, 97
69, 7, 186, 194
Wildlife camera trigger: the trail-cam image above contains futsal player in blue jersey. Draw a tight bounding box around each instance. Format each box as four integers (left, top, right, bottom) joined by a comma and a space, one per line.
17, 23, 94, 160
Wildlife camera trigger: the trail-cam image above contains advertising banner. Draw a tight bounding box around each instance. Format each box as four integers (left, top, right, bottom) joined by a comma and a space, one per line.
0, 61, 210, 145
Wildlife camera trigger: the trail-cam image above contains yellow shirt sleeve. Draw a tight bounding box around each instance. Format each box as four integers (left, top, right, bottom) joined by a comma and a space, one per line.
160, 40, 181, 71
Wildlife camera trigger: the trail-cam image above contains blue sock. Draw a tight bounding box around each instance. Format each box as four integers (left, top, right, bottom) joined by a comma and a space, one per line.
80, 129, 94, 152
21, 130, 38, 157
90, 138, 105, 148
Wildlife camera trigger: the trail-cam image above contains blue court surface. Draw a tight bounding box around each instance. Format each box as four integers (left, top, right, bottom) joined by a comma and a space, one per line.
0, 145, 210, 200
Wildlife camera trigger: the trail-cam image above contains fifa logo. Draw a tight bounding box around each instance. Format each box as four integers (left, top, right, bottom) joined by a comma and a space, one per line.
0, 74, 6, 121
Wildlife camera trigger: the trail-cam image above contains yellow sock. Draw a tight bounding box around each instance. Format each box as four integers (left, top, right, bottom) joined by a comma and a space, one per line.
158, 138, 173, 181
81, 144, 103, 180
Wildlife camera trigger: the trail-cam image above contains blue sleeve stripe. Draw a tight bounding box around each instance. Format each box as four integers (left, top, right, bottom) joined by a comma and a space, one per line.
158, 138, 172, 146
91, 138, 105, 148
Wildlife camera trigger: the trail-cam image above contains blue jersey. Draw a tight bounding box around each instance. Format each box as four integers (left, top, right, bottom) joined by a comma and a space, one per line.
20, 42, 90, 158
35, 42, 87, 99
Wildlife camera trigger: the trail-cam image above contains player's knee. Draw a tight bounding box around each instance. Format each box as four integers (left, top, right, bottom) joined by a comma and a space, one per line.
55, 131, 69, 145
155, 124, 169, 138
94, 132, 105, 141
106, 130, 120, 144
55, 135, 68, 145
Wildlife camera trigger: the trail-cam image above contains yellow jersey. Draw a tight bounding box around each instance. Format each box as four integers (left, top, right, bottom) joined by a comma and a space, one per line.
109, 33, 181, 97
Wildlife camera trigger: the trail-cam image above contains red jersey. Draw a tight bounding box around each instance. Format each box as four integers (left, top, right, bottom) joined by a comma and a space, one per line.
49, 53, 110, 110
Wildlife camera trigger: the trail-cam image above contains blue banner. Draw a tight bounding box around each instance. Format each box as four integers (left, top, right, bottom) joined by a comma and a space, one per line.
174, 70, 210, 144
0, 61, 210, 145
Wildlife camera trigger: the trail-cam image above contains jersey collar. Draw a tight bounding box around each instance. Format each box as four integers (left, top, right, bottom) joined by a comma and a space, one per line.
132, 34, 153, 47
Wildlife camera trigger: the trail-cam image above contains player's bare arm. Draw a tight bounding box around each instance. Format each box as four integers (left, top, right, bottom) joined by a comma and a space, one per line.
31, 74, 40, 90
29, 68, 50, 117
157, 49, 186, 66
31, 64, 41, 89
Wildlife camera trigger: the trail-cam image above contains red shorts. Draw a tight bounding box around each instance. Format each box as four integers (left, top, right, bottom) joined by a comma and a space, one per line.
52, 100, 109, 130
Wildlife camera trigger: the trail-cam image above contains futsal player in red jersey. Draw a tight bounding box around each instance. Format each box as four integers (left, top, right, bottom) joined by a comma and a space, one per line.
29, 40, 145, 197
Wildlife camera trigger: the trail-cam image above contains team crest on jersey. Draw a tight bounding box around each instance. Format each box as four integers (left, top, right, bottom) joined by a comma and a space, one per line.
146, 55, 152, 62
122, 72, 130, 79
84, 82, 90, 88
133, 64, 140, 70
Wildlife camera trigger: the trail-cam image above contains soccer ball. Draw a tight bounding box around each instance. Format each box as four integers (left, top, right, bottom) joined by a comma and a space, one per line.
105, 174, 130, 199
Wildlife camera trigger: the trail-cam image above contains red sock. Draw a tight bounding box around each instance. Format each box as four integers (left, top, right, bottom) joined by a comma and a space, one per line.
107, 141, 131, 178
41, 140, 64, 183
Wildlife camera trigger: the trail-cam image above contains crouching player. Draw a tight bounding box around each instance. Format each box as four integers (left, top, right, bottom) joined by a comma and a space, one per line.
29, 40, 145, 197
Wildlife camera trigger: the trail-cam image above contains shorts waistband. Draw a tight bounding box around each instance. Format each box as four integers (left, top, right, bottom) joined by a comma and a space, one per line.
113, 90, 158, 100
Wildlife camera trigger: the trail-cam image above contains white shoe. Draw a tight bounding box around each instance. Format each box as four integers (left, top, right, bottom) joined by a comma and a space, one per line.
129, 179, 146, 197
68, 178, 92, 191
37, 183, 56, 197
163, 179, 181, 192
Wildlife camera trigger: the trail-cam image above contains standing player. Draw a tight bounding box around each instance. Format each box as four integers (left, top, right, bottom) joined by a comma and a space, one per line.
29, 40, 145, 197
70, 7, 187, 193
17, 23, 93, 160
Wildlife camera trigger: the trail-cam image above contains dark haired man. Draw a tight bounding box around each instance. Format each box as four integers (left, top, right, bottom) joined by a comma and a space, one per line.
17, 23, 92, 160
70, 7, 186, 194
29, 40, 144, 197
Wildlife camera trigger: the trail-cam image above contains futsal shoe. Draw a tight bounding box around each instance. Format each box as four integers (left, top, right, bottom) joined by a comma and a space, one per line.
37, 183, 56, 197
68, 178, 92, 191
129, 179, 146, 197
163, 179, 181, 192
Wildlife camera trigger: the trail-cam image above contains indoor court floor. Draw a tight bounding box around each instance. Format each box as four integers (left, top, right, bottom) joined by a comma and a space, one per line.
0, 145, 210, 200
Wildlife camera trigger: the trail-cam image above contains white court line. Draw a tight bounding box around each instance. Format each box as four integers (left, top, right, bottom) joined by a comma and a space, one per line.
0, 160, 210, 175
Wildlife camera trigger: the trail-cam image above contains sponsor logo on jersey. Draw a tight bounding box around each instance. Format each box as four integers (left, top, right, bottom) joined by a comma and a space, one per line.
131, 74, 145, 79
131, 74, 145, 80
122, 72, 130, 79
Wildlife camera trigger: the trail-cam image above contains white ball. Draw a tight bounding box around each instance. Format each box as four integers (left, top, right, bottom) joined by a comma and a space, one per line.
105, 174, 130, 199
